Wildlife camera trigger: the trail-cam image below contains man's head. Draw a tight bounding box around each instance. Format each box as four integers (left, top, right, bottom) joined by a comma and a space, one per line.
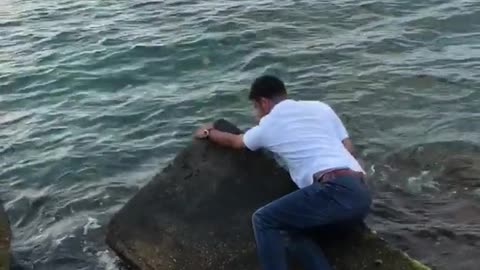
249, 75, 287, 121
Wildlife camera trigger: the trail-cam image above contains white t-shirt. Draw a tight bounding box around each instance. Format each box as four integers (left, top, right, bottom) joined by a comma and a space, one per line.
243, 99, 363, 188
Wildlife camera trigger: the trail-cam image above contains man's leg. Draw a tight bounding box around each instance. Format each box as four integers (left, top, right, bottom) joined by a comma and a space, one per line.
286, 232, 331, 270
252, 175, 371, 270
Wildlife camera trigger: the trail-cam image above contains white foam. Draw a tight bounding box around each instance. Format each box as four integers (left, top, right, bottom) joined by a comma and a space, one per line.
97, 250, 120, 270
407, 170, 439, 193
370, 164, 376, 174
83, 217, 101, 235
54, 235, 69, 246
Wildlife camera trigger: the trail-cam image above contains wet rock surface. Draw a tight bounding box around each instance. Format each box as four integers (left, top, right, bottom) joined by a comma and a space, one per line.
370, 142, 480, 270
106, 120, 430, 270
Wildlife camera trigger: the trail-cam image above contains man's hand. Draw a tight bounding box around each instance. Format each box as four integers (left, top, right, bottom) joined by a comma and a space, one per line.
193, 123, 214, 139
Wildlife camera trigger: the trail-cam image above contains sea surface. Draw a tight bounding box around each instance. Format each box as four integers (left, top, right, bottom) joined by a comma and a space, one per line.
1, 0, 480, 269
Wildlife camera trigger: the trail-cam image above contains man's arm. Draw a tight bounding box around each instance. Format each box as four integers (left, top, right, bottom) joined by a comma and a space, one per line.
342, 138, 355, 157
208, 129, 245, 149
343, 137, 365, 171
194, 124, 245, 149
327, 105, 355, 156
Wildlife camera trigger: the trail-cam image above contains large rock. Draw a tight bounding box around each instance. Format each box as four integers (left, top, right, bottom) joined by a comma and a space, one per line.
440, 155, 480, 189
106, 120, 430, 270
372, 145, 480, 270
0, 203, 10, 270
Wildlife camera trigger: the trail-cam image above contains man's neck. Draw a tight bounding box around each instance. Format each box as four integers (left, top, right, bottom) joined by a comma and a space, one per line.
271, 96, 287, 106
267, 96, 287, 114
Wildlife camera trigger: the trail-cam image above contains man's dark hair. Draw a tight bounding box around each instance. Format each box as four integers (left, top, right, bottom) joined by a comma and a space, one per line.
249, 75, 287, 101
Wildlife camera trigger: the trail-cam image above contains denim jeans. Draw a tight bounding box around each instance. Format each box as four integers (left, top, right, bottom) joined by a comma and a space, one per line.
252, 175, 372, 270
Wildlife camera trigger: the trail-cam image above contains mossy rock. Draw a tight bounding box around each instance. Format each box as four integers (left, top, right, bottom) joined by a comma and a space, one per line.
0, 203, 10, 270
106, 120, 430, 270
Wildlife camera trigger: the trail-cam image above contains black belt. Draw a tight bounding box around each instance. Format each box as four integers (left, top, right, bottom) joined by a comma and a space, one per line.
313, 169, 365, 183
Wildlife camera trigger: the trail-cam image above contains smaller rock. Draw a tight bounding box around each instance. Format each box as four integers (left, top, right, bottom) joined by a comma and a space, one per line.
0, 202, 11, 270
375, 259, 383, 266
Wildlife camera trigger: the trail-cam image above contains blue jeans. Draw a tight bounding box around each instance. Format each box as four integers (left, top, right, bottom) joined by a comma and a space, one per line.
252, 175, 372, 270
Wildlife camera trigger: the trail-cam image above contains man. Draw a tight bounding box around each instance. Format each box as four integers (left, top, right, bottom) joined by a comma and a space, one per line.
194, 75, 371, 270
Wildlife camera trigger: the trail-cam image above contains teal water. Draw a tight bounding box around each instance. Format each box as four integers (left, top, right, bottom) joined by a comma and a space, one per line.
1, 0, 480, 269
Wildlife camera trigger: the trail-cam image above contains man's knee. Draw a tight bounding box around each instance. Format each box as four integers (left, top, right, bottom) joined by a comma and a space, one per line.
252, 207, 271, 229
252, 207, 268, 229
